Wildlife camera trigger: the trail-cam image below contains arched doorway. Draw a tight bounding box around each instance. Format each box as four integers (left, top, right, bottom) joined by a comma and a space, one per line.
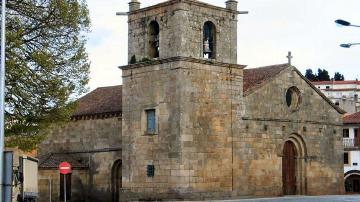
345, 170, 360, 193
282, 134, 307, 195
111, 159, 122, 202
283, 141, 297, 195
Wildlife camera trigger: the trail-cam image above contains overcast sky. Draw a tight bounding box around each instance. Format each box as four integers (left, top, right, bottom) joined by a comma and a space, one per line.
86, 0, 360, 90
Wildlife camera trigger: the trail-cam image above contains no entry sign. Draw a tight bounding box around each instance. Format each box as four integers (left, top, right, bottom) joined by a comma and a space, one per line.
59, 161, 72, 175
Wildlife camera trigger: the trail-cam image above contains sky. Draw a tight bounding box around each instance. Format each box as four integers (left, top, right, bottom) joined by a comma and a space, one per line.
86, 0, 360, 90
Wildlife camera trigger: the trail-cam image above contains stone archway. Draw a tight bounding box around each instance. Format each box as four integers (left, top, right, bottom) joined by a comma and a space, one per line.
282, 134, 307, 195
111, 159, 122, 202
345, 170, 360, 193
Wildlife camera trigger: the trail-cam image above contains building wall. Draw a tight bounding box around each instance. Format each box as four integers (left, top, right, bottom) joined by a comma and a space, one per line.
122, 59, 243, 200
38, 169, 88, 202
128, 1, 237, 63
38, 118, 122, 202
345, 151, 360, 173
344, 125, 360, 173
242, 67, 344, 196
314, 83, 359, 113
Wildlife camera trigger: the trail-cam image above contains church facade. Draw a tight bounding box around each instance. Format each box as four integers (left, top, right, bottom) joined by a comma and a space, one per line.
37, 0, 346, 201
121, 0, 345, 200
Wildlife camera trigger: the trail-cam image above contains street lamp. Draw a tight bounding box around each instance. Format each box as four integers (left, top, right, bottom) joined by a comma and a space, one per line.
340, 43, 360, 48
335, 19, 360, 48
335, 19, 360, 27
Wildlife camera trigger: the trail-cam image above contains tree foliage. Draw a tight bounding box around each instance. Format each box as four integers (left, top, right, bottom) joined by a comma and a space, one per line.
3, 0, 90, 143
305, 69, 317, 81
317, 68, 330, 81
333, 72, 345, 81
305, 68, 344, 82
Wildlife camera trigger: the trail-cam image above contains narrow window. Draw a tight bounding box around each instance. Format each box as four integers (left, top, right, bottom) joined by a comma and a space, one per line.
60, 174, 71, 201
146, 109, 156, 134
343, 129, 350, 138
326, 86, 330, 89
355, 94, 358, 102
203, 21, 216, 59
335, 102, 340, 106
148, 21, 160, 58
344, 152, 349, 165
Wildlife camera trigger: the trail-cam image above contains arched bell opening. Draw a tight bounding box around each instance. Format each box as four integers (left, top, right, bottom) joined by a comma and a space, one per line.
147, 21, 160, 58
203, 21, 216, 59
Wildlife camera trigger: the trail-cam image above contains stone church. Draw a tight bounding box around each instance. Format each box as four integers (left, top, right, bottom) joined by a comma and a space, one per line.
38, 0, 346, 201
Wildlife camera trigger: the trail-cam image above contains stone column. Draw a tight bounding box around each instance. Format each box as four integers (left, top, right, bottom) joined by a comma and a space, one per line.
129, 0, 140, 12
225, 0, 238, 11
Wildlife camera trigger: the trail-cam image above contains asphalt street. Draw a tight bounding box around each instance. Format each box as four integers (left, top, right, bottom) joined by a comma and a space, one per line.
213, 195, 360, 202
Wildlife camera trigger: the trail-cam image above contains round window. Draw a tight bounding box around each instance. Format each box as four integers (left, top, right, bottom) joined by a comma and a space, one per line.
286, 87, 301, 111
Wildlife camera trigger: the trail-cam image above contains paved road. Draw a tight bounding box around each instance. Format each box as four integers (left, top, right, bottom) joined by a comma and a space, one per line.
214, 195, 360, 202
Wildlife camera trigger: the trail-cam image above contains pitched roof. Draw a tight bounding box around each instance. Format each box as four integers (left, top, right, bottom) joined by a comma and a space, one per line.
312, 80, 360, 85
344, 112, 360, 124
38, 153, 89, 169
243, 64, 288, 95
243, 64, 346, 114
71, 85, 122, 119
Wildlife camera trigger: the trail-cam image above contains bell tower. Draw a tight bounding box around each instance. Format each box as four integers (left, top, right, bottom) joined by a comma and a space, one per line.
127, 0, 247, 64
121, 0, 247, 200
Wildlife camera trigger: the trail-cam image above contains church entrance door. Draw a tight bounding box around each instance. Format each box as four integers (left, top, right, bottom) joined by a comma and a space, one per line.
111, 160, 122, 202
283, 141, 297, 195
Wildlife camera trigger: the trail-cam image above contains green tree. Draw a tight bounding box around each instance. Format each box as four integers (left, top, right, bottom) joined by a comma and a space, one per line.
3, 0, 90, 150
305, 69, 317, 81
333, 72, 345, 81
317, 68, 330, 81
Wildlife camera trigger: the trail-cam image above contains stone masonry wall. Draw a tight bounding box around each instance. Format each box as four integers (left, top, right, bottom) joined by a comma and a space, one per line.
38, 118, 122, 201
121, 59, 243, 200
38, 169, 88, 202
128, 0, 237, 64
236, 67, 344, 196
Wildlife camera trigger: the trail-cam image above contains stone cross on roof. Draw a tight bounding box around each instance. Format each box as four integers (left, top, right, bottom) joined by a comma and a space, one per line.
287, 51, 293, 65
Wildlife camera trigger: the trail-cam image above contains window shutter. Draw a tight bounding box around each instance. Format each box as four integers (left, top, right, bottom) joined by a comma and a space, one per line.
147, 110, 156, 133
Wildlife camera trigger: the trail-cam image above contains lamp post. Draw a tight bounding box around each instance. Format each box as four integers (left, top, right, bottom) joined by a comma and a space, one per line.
335, 19, 360, 48
0, 0, 6, 201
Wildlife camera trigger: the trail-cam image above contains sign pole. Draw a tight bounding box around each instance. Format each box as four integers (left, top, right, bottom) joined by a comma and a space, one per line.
64, 175, 66, 202
59, 162, 71, 202
0, 0, 6, 201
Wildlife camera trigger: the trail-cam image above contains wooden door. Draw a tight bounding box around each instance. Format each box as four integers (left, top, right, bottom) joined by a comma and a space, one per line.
283, 141, 297, 195
355, 128, 360, 147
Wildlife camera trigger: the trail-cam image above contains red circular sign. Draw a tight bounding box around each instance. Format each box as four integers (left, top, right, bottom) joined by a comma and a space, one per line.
59, 162, 72, 175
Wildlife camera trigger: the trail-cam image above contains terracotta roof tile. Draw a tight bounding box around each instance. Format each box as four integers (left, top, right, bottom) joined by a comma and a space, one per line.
312, 80, 360, 85
38, 153, 89, 169
344, 112, 360, 124
243, 64, 288, 95
71, 85, 122, 118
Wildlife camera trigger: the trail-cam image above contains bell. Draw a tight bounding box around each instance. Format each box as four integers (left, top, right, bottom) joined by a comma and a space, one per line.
154, 35, 159, 48
203, 39, 212, 53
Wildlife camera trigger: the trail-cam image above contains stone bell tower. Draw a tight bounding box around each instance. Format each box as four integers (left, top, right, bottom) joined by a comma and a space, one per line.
121, 0, 247, 200
127, 0, 247, 64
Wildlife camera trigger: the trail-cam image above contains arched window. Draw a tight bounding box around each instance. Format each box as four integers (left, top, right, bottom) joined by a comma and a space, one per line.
203, 21, 216, 59
111, 159, 122, 202
148, 21, 160, 58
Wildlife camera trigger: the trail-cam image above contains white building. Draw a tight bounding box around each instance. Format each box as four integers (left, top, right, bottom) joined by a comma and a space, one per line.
343, 111, 360, 193
313, 80, 360, 113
